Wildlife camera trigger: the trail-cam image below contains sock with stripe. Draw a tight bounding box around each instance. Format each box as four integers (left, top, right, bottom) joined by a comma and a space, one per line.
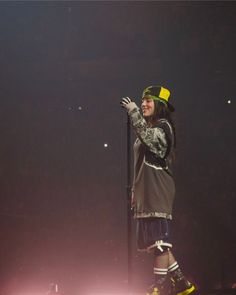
153, 267, 168, 291
168, 261, 184, 282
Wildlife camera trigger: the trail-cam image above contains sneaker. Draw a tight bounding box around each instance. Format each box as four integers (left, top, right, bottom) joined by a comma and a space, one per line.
146, 284, 173, 295
174, 279, 195, 295
146, 285, 159, 295
146, 286, 160, 295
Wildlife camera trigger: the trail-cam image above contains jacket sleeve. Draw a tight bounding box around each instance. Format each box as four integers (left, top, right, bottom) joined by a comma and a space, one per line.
128, 106, 168, 159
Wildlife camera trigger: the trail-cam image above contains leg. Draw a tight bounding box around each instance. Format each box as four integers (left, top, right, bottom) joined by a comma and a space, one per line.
145, 248, 170, 295
153, 249, 169, 293
167, 250, 195, 295
136, 218, 172, 295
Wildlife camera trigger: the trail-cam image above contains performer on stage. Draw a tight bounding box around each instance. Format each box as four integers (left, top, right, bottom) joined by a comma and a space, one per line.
120, 86, 195, 295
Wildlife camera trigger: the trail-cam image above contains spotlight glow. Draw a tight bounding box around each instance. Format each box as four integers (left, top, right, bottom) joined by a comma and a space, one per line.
11, 293, 43, 295
87, 293, 128, 295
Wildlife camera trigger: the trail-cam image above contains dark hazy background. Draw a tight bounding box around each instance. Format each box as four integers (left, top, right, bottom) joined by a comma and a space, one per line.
0, 1, 235, 294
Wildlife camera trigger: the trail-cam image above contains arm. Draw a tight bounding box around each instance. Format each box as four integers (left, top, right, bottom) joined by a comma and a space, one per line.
121, 98, 168, 158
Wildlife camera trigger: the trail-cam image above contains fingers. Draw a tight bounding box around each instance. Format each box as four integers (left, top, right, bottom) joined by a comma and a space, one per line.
120, 97, 132, 108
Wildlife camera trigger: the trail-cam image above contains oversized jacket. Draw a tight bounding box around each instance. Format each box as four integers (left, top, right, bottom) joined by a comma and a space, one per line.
128, 105, 175, 219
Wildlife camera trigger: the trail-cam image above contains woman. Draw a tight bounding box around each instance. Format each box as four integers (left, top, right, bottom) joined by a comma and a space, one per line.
121, 86, 195, 295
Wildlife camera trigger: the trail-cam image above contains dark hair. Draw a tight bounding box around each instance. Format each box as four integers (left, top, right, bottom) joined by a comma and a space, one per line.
147, 100, 176, 148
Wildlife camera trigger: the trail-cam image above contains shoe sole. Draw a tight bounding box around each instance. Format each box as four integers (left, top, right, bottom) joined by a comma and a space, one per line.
176, 285, 195, 295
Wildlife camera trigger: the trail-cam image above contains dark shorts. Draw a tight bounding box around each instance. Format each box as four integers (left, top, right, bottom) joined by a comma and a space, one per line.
136, 217, 171, 250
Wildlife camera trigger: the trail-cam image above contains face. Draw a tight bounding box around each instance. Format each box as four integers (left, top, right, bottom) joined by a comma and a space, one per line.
141, 97, 155, 117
